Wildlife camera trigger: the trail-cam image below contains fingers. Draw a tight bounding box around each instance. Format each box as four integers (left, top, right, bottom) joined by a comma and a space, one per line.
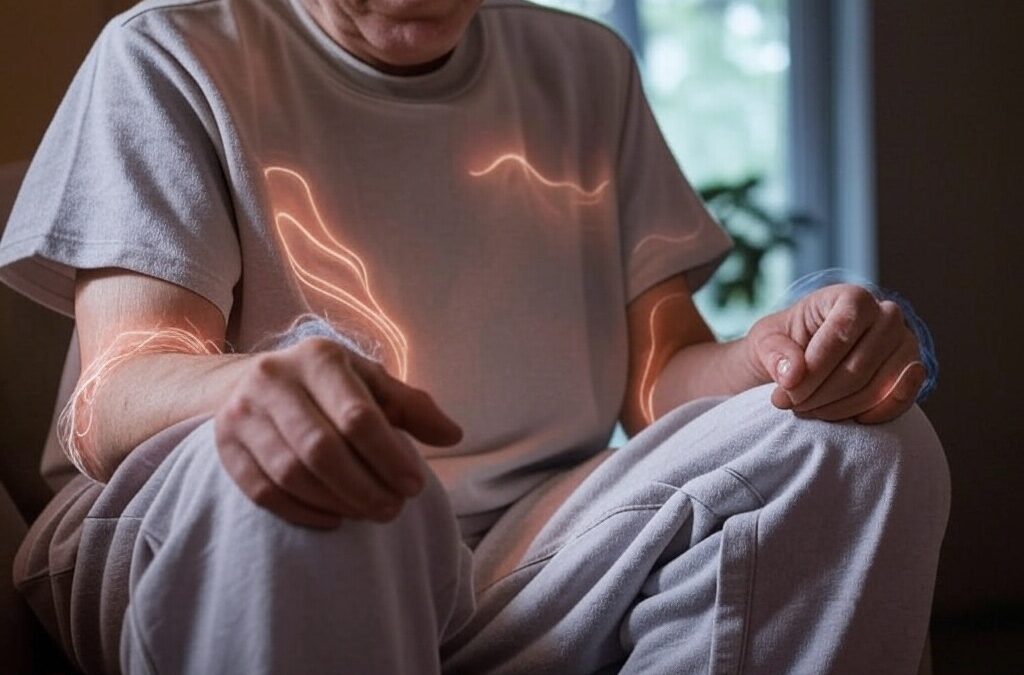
354, 358, 463, 446
792, 300, 905, 413
214, 337, 460, 528
753, 331, 807, 392
801, 334, 924, 422
854, 360, 926, 425
277, 384, 407, 521
215, 424, 343, 530
232, 406, 359, 518
786, 287, 879, 406
297, 342, 425, 498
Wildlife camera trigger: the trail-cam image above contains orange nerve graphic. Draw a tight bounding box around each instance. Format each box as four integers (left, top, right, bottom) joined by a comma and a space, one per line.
60, 153, 694, 474
469, 152, 610, 205
59, 326, 221, 476
265, 166, 410, 382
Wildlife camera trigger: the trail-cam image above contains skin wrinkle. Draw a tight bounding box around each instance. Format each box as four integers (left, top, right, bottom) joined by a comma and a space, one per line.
300, 0, 481, 73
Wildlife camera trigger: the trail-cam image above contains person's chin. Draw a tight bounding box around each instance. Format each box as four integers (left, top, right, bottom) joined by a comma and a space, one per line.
364, 18, 466, 65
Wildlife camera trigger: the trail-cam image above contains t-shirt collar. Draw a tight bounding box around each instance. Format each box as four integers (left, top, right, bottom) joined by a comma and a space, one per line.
285, 0, 486, 101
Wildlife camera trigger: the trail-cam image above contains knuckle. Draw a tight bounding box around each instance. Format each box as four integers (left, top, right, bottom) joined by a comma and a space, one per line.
218, 396, 252, 426
297, 428, 336, 469
337, 401, 377, 436
252, 354, 282, 381
878, 300, 902, 321
879, 302, 906, 332
831, 308, 860, 343
270, 454, 304, 489
301, 338, 347, 365
840, 360, 869, 384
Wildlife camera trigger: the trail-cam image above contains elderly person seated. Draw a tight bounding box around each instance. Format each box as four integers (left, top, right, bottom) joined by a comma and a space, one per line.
0, 0, 948, 672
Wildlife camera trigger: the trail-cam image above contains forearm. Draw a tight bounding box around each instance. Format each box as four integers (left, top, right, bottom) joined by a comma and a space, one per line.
70, 351, 251, 481
647, 337, 770, 422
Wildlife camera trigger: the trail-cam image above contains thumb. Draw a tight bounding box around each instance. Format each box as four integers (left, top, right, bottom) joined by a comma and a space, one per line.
751, 330, 807, 409
355, 361, 464, 446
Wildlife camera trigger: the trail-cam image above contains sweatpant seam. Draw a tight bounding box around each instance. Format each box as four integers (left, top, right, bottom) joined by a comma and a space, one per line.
741, 514, 757, 671
16, 566, 75, 586
478, 503, 665, 594
126, 593, 161, 675
139, 527, 166, 550
721, 468, 766, 507
650, 480, 725, 519
125, 530, 165, 675
437, 567, 466, 639
735, 515, 758, 673
711, 511, 761, 675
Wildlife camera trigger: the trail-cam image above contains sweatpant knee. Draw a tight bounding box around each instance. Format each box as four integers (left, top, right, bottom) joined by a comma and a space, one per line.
713, 385, 950, 531
123, 422, 474, 673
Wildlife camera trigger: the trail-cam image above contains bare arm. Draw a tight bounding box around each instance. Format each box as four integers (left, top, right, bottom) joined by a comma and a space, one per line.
72, 268, 462, 527
619, 274, 766, 436
72, 268, 245, 478
620, 274, 926, 437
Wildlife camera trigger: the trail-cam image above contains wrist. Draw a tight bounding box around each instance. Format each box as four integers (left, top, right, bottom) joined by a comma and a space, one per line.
740, 321, 776, 387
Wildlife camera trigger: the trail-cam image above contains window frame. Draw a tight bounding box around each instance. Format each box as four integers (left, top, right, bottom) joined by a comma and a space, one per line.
788, 0, 877, 281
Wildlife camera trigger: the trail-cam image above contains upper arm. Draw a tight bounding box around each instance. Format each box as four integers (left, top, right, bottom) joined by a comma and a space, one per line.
620, 273, 716, 436
74, 267, 226, 371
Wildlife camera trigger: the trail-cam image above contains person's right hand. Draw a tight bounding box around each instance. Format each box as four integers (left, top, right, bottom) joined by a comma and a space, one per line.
214, 338, 463, 528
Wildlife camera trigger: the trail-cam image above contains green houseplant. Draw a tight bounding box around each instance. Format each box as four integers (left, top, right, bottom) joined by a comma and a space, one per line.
698, 176, 814, 309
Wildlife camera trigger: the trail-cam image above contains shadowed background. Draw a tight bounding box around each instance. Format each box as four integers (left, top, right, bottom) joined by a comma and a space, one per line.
0, 0, 1021, 672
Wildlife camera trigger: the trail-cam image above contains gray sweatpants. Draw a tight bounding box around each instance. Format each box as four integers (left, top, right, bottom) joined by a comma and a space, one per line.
21, 384, 950, 674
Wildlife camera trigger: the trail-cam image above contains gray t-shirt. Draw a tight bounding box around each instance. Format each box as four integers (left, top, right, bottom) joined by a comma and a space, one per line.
0, 0, 731, 534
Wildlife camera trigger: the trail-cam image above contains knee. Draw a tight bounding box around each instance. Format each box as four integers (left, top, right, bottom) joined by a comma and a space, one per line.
818, 402, 948, 505
728, 386, 950, 520
231, 452, 460, 556
867, 404, 948, 483
147, 421, 463, 565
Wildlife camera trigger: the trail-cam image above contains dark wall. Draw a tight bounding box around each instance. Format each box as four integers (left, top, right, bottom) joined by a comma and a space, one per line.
2, 0, 1021, 628
0, 1, 138, 518
873, 0, 1024, 620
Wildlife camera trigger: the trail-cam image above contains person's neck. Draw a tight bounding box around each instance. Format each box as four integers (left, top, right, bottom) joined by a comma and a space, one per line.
349, 49, 455, 77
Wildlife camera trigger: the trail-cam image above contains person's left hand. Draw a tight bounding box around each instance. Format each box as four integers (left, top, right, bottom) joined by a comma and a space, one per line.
746, 284, 927, 424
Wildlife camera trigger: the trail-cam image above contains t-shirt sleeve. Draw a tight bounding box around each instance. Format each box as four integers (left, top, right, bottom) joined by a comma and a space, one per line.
0, 21, 240, 321
616, 57, 733, 304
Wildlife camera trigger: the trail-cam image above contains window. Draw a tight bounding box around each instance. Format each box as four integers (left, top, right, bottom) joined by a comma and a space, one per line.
537, 1, 875, 445
538, 0, 795, 337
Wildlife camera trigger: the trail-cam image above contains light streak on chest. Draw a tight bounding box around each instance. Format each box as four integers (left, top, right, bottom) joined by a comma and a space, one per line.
264, 167, 409, 381
469, 153, 609, 205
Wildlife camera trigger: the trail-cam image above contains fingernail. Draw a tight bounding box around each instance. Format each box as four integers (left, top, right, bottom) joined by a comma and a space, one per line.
777, 358, 792, 378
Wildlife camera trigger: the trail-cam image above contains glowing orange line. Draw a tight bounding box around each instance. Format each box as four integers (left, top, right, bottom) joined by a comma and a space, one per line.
632, 228, 705, 257
266, 168, 371, 285
275, 212, 407, 351
59, 327, 220, 476
874, 360, 925, 409
275, 214, 408, 375
469, 153, 609, 204
265, 166, 409, 380
639, 292, 686, 425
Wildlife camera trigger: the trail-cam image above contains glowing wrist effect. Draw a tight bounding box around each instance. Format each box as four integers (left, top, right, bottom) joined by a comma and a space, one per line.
59, 327, 221, 478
